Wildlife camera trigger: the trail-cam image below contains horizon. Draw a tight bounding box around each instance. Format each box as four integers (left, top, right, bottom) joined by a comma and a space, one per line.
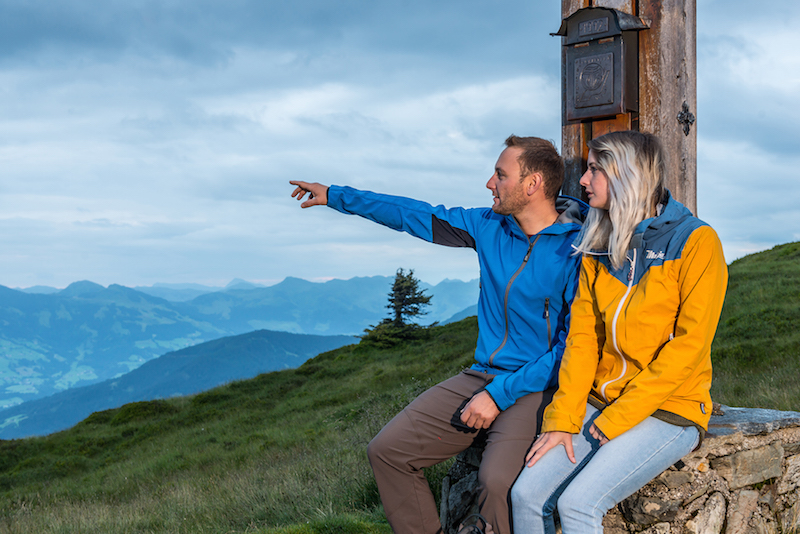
8, 234, 790, 291
6, 235, 790, 291
10, 273, 483, 292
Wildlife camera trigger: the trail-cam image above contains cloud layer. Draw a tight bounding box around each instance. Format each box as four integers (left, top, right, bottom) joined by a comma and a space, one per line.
0, 0, 797, 288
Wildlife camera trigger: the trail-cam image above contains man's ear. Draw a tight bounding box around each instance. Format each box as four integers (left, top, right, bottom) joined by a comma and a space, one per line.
526, 172, 544, 196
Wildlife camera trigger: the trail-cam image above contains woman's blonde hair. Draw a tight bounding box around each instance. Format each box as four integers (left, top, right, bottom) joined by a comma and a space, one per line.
573, 131, 666, 270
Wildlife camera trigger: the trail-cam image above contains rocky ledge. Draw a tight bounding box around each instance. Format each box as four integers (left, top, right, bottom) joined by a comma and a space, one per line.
440, 405, 800, 534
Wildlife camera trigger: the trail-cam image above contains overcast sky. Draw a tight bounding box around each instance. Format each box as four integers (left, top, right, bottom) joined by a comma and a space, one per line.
1, 0, 798, 289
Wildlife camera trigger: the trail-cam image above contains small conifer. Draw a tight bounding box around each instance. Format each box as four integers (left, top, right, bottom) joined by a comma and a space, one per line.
361, 268, 433, 347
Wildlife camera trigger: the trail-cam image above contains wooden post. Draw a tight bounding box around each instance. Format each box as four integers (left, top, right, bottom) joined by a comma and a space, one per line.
560, 0, 591, 200
639, 0, 697, 214
559, 0, 697, 215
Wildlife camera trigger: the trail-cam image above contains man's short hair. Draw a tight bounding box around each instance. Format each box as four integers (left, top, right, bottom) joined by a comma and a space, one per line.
504, 135, 565, 201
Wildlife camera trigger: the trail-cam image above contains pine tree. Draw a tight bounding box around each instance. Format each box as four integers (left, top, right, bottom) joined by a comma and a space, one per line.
361, 268, 433, 347
386, 268, 432, 327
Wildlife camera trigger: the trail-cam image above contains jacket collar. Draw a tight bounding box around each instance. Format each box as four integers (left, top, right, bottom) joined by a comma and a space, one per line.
507, 196, 588, 239
629, 190, 693, 250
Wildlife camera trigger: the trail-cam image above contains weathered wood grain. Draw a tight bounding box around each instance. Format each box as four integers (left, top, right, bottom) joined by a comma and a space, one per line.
560, 0, 591, 198
559, 0, 697, 214
639, 0, 697, 214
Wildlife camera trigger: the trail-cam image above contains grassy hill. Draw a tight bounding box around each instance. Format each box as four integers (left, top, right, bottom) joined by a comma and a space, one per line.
0, 329, 356, 440
0, 318, 477, 533
708, 241, 800, 411
0, 242, 796, 533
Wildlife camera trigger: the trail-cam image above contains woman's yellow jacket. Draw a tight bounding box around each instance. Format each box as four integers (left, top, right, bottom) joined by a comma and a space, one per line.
541, 193, 729, 440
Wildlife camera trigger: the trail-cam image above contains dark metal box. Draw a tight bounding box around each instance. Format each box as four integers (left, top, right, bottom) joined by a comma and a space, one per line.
553, 8, 649, 121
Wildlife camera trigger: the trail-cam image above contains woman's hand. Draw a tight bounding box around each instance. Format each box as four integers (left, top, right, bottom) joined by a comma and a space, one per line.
589, 423, 609, 445
525, 431, 575, 467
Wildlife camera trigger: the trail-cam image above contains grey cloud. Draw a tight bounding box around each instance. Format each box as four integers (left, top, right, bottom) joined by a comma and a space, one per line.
0, 1, 562, 81
1, 0, 797, 288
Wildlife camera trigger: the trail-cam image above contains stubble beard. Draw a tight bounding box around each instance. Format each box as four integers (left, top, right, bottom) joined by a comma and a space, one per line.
492, 192, 526, 217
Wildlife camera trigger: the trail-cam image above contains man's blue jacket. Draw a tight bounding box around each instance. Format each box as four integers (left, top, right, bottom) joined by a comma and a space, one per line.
328, 185, 587, 411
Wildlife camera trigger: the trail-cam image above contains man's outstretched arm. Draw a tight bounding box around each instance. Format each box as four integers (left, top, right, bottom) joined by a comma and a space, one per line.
290, 180, 329, 208
290, 183, 481, 250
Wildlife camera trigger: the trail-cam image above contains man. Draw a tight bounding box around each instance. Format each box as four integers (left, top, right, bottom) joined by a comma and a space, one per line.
290, 136, 586, 534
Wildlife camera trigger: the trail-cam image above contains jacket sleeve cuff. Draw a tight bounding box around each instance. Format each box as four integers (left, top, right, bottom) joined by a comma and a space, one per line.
326, 185, 345, 210
541, 409, 583, 434
483, 380, 513, 411
591, 413, 624, 441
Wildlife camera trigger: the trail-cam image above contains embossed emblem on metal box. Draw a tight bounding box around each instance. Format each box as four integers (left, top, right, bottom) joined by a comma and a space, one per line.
575, 53, 614, 108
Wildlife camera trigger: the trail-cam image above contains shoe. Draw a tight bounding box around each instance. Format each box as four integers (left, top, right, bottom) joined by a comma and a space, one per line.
456, 513, 488, 534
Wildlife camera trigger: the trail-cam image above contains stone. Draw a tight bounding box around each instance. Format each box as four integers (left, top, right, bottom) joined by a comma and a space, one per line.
438, 407, 800, 534
711, 442, 784, 489
459, 444, 483, 468
444, 471, 479, 534
779, 501, 800, 533
726, 490, 759, 534
777, 453, 800, 494
601, 510, 628, 534
642, 522, 671, 533
758, 488, 775, 510
685, 492, 726, 534
752, 514, 779, 534
683, 486, 710, 507
439, 476, 452, 529
620, 495, 680, 525
707, 406, 800, 438
658, 470, 694, 488
440, 446, 484, 533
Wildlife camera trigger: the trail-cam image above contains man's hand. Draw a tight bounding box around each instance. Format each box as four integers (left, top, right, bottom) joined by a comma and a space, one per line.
524, 431, 576, 467
459, 391, 500, 430
290, 180, 329, 208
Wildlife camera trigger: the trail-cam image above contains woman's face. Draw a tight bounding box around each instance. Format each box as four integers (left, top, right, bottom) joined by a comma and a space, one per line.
580, 150, 610, 210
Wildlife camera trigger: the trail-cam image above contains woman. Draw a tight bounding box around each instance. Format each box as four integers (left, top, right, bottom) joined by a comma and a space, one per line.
511, 131, 728, 534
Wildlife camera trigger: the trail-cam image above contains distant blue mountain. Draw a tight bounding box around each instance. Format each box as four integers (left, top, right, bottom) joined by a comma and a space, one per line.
444, 304, 478, 324
0, 329, 356, 439
0, 276, 478, 408
134, 283, 221, 302
224, 278, 266, 290
17, 285, 60, 295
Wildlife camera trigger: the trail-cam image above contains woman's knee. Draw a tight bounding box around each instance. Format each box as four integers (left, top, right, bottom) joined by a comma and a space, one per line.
509, 481, 529, 507
556, 483, 600, 521
510, 472, 548, 510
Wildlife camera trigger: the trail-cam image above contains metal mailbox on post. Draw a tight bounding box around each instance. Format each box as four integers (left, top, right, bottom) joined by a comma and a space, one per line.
553, 7, 649, 122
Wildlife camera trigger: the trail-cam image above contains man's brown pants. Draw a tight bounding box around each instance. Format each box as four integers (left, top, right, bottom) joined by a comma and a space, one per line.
367, 369, 553, 534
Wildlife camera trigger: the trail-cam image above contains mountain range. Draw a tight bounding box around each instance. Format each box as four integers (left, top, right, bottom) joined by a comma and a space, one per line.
0, 328, 356, 439
0, 276, 478, 409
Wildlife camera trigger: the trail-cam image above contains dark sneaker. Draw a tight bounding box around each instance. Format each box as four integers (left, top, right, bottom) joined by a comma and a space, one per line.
456, 513, 488, 534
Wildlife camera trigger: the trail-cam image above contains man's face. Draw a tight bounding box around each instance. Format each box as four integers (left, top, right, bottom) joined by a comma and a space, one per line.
486, 147, 527, 216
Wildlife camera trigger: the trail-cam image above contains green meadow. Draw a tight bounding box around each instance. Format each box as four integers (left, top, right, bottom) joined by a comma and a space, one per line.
0, 242, 797, 533
710, 241, 800, 411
